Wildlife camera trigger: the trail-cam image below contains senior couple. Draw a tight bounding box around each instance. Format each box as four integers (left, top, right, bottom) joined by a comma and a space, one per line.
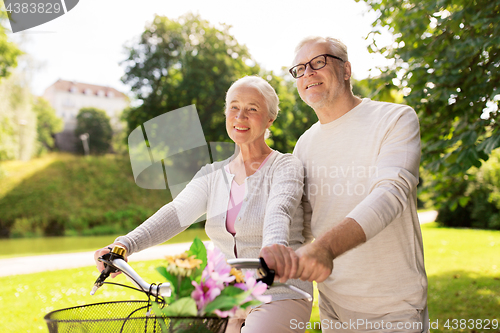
95, 36, 428, 333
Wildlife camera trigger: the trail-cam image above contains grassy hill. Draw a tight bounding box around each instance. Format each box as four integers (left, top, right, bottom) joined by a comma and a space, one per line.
0, 153, 172, 238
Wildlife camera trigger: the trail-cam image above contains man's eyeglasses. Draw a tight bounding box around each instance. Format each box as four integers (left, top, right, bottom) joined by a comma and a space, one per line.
289, 54, 344, 79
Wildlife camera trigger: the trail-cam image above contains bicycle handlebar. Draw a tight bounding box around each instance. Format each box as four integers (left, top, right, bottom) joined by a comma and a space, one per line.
100, 257, 172, 298
227, 259, 312, 301
92, 247, 312, 302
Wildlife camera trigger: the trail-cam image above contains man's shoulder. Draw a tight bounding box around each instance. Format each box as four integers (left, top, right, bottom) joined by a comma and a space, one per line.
297, 121, 321, 142
362, 99, 416, 116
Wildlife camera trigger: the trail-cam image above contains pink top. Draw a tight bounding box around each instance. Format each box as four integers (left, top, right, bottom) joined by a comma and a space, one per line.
225, 151, 275, 235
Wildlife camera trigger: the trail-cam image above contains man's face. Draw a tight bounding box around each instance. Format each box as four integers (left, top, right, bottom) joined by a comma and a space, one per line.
293, 41, 346, 111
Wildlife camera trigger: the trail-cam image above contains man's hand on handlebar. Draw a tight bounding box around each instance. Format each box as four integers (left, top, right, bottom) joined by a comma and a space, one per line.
259, 244, 298, 283
94, 242, 128, 278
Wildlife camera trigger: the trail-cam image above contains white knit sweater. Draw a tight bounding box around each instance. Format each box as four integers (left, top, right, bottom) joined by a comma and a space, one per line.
294, 98, 427, 314
116, 151, 313, 301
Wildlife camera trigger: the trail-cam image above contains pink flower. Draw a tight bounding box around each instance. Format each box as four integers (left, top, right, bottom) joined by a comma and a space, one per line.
191, 277, 222, 311
213, 306, 238, 318
235, 271, 272, 303
205, 247, 234, 285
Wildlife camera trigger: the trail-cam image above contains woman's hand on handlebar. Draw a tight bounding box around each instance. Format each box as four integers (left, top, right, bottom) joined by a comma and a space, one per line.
94, 242, 128, 278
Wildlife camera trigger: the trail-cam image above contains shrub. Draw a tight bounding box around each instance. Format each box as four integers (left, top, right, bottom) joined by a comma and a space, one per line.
437, 150, 500, 230
75, 107, 113, 155
0, 154, 168, 238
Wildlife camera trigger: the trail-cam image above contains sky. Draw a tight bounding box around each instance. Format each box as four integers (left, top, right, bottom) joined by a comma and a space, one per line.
6, 0, 393, 98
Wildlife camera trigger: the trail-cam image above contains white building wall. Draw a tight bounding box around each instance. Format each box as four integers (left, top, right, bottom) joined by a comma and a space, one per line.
43, 80, 129, 152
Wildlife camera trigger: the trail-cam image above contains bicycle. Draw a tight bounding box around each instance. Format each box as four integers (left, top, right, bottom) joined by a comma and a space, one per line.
44, 245, 311, 333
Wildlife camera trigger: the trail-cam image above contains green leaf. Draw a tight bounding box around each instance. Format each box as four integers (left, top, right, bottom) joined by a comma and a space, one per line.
203, 295, 240, 314
220, 285, 245, 297
458, 196, 470, 207
478, 135, 500, 155
178, 275, 195, 298
151, 302, 169, 332
204, 289, 253, 314
156, 266, 178, 291
240, 300, 263, 309
187, 236, 207, 275
161, 297, 198, 317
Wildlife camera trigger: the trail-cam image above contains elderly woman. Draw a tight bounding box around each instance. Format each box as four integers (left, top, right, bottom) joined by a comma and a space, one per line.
94, 76, 312, 332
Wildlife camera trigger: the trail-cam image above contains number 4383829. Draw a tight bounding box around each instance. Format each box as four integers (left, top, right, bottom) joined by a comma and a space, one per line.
444, 319, 498, 330
4, 2, 62, 14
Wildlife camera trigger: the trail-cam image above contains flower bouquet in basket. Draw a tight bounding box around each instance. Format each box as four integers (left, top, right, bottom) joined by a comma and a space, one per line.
151, 237, 271, 332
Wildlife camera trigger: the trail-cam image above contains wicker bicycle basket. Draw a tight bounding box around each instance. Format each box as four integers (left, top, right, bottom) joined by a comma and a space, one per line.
44, 300, 228, 333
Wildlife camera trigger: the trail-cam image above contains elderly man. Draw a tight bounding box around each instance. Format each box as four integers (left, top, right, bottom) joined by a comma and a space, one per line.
260, 36, 428, 333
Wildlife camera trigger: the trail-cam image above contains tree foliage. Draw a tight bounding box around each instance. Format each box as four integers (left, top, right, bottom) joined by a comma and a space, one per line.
358, 0, 500, 209
0, 12, 22, 81
121, 13, 319, 154
352, 74, 404, 104
0, 72, 37, 161
75, 107, 113, 155
122, 13, 260, 144
264, 73, 317, 153
32, 97, 63, 155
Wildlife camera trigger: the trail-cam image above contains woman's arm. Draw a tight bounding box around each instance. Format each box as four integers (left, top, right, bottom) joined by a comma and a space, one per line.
113, 163, 214, 255
261, 155, 305, 248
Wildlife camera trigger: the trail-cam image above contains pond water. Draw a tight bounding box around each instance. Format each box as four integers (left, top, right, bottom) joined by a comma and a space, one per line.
0, 228, 208, 258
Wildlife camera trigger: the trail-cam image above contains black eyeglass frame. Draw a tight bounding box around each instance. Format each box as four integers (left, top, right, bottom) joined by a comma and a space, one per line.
289, 54, 344, 79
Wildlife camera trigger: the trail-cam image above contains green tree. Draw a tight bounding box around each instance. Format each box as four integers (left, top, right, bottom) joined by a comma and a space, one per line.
0, 12, 22, 81
122, 13, 260, 144
357, 0, 500, 211
0, 15, 24, 162
352, 75, 404, 104
264, 72, 317, 153
0, 72, 37, 161
32, 96, 63, 155
75, 107, 112, 155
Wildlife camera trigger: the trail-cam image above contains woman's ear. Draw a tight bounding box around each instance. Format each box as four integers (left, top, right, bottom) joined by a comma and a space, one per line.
344, 61, 352, 81
267, 118, 274, 128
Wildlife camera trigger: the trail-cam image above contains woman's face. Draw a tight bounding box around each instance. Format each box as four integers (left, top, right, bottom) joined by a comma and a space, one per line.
225, 85, 273, 147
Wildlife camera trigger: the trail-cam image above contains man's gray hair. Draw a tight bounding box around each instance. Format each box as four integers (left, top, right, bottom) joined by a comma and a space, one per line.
294, 36, 349, 62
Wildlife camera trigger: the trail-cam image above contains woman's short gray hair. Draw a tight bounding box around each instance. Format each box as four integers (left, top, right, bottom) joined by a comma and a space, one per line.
294, 36, 349, 62
225, 76, 279, 139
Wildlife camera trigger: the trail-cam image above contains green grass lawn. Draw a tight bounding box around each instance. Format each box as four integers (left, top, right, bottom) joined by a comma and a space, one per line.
0, 223, 498, 333
422, 223, 500, 332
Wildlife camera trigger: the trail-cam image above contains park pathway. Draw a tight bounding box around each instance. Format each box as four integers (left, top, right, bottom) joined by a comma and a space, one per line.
0, 211, 438, 277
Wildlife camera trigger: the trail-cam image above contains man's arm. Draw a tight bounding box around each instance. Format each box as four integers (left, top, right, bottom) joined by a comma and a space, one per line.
260, 217, 365, 283
295, 217, 365, 282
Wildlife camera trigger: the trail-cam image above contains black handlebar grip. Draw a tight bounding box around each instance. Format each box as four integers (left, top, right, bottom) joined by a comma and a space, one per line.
256, 257, 275, 287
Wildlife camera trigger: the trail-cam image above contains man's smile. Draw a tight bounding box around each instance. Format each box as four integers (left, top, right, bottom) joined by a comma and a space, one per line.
306, 82, 323, 89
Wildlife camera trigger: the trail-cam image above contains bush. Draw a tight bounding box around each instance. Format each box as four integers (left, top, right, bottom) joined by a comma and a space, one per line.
437, 150, 500, 230
0, 154, 169, 238
75, 107, 113, 155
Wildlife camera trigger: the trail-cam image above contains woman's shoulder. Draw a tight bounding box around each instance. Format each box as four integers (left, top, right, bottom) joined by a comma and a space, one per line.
272, 150, 301, 163
269, 151, 303, 172
196, 156, 231, 177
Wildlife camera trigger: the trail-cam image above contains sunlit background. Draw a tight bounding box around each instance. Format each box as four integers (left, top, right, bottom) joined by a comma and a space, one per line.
9, 0, 392, 97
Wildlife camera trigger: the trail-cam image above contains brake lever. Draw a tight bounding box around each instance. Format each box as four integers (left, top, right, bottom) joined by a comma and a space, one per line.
226, 258, 275, 286
226, 257, 312, 301
256, 257, 275, 286
90, 246, 125, 295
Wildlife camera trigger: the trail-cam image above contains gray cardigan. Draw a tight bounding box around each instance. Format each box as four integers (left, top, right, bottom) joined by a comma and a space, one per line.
116, 151, 313, 301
